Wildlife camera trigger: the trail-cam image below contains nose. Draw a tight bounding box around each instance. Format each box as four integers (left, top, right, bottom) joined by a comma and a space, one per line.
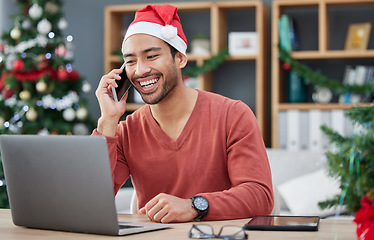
135, 59, 151, 77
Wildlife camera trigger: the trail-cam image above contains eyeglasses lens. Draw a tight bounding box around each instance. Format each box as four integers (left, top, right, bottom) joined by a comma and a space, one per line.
189, 224, 214, 239
219, 226, 247, 240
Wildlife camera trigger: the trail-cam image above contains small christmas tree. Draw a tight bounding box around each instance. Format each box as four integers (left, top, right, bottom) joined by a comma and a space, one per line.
0, 0, 95, 208
279, 47, 374, 215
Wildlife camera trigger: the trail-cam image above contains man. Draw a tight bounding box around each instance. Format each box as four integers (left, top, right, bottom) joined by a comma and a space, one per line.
93, 4, 273, 223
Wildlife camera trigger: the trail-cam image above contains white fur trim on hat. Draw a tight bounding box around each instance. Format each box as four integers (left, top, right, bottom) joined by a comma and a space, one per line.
122, 21, 187, 57
161, 25, 177, 39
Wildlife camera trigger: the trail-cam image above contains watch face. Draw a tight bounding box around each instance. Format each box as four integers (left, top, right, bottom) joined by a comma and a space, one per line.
194, 197, 208, 211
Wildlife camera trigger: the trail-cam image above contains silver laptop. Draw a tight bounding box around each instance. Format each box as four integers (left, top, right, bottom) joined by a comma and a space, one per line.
0, 134, 172, 236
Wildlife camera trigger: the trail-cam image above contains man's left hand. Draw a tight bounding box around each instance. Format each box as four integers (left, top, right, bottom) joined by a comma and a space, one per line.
138, 193, 198, 223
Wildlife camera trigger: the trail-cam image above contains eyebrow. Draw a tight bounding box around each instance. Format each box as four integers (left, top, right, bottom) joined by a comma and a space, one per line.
123, 47, 162, 58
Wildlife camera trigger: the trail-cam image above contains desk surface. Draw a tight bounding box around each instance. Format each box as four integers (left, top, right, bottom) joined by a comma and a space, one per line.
0, 209, 356, 239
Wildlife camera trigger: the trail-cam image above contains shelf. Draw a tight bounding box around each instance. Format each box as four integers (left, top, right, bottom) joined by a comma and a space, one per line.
271, 0, 374, 148
290, 50, 374, 59
278, 103, 372, 110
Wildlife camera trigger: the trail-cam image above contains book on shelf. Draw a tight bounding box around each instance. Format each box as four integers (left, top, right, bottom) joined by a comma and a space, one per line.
278, 14, 292, 52
278, 14, 300, 52
339, 65, 374, 104
278, 111, 287, 149
350, 65, 368, 104
308, 110, 322, 151
287, 15, 300, 51
278, 109, 356, 150
286, 110, 300, 151
320, 111, 331, 151
299, 110, 309, 150
287, 70, 308, 103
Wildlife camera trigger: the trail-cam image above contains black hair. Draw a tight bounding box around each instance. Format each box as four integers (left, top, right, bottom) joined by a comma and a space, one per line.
166, 42, 178, 59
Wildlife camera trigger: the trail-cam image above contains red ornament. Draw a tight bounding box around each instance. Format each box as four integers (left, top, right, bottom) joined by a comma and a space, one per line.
0, 73, 7, 90
1, 87, 14, 99
55, 45, 67, 57
69, 70, 79, 81
0, 43, 4, 53
282, 63, 291, 71
57, 68, 69, 81
13, 59, 25, 71
37, 55, 48, 70
354, 195, 374, 240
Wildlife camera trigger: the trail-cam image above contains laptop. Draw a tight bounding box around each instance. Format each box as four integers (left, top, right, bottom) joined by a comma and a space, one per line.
0, 134, 172, 236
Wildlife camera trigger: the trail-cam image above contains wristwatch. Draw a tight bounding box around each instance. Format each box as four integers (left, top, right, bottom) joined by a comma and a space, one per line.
191, 196, 209, 221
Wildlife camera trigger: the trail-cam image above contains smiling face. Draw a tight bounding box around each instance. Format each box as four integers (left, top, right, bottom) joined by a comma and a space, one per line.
122, 34, 186, 105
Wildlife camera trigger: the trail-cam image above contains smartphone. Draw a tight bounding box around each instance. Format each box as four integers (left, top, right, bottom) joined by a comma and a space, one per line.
111, 63, 132, 102
244, 215, 320, 231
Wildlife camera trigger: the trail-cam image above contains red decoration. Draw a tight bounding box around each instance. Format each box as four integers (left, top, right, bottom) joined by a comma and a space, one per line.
1, 87, 14, 99
55, 45, 67, 57
37, 55, 48, 70
57, 68, 69, 81
0, 43, 4, 53
282, 63, 291, 71
0, 73, 7, 90
69, 70, 80, 82
13, 59, 24, 71
354, 195, 374, 240
10, 67, 50, 82
1, 66, 79, 83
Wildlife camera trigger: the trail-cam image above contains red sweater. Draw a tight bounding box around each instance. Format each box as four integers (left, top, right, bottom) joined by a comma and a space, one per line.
93, 90, 273, 220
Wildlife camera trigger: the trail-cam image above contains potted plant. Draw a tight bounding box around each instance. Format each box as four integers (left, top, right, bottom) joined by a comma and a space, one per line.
191, 33, 210, 55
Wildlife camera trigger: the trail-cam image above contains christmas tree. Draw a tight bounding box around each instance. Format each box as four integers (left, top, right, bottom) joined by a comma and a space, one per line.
0, 0, 95, 208
279, 47, 374, 215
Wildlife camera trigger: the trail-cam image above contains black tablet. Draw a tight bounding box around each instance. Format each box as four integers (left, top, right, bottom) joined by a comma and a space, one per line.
244, 215, 320, 231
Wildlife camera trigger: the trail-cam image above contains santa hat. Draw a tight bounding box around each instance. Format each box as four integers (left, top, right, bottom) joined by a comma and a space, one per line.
122, 4, 188, 57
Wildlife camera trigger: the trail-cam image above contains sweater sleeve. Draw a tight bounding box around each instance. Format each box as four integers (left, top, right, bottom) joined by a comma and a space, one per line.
92, 127, 130, 194
199, 102, 274, 220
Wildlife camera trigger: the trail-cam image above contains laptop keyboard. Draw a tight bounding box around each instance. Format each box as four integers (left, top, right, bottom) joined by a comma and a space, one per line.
119, 224, 144, 229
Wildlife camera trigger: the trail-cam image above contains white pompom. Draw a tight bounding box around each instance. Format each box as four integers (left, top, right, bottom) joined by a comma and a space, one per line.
161, 25, 177, 40
82, 81, 92, 93
62, 108, 75, 122
44, 2, 59, 14
37, 18, 52, 35
22, 19, 32, 30
73, 123, 89, 135
58, 18, 68, 30
26, 108, 38, 121
76, 107, 88, 121
10, 27, 21, 40
29, 4, 43, 20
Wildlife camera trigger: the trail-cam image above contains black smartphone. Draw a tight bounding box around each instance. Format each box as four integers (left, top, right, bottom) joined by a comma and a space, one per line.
112, 63, 132, 102
244, 215, 320, 231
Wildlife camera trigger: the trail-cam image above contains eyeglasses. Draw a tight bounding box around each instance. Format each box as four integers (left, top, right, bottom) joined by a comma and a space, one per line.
189, 224, 248, 240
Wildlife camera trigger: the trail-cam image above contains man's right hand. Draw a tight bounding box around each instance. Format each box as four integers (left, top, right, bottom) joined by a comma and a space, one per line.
95, 68, 128, 137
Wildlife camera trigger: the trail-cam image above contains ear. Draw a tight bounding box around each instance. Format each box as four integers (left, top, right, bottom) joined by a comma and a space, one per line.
175, 52, 188, 69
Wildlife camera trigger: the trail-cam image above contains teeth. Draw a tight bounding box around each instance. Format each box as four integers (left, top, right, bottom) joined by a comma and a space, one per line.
140, 78, 158, 87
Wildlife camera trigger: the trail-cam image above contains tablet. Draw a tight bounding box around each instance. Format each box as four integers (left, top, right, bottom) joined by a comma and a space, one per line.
244, 215, 320, 231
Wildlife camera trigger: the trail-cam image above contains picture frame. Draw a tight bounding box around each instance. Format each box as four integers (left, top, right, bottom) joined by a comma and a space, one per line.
228, 32, 258, 56
344, 22, 371, 50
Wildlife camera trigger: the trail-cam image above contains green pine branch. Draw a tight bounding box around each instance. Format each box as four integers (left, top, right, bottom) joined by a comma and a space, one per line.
182, 49, 229, 78
279, 47, 374, 95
